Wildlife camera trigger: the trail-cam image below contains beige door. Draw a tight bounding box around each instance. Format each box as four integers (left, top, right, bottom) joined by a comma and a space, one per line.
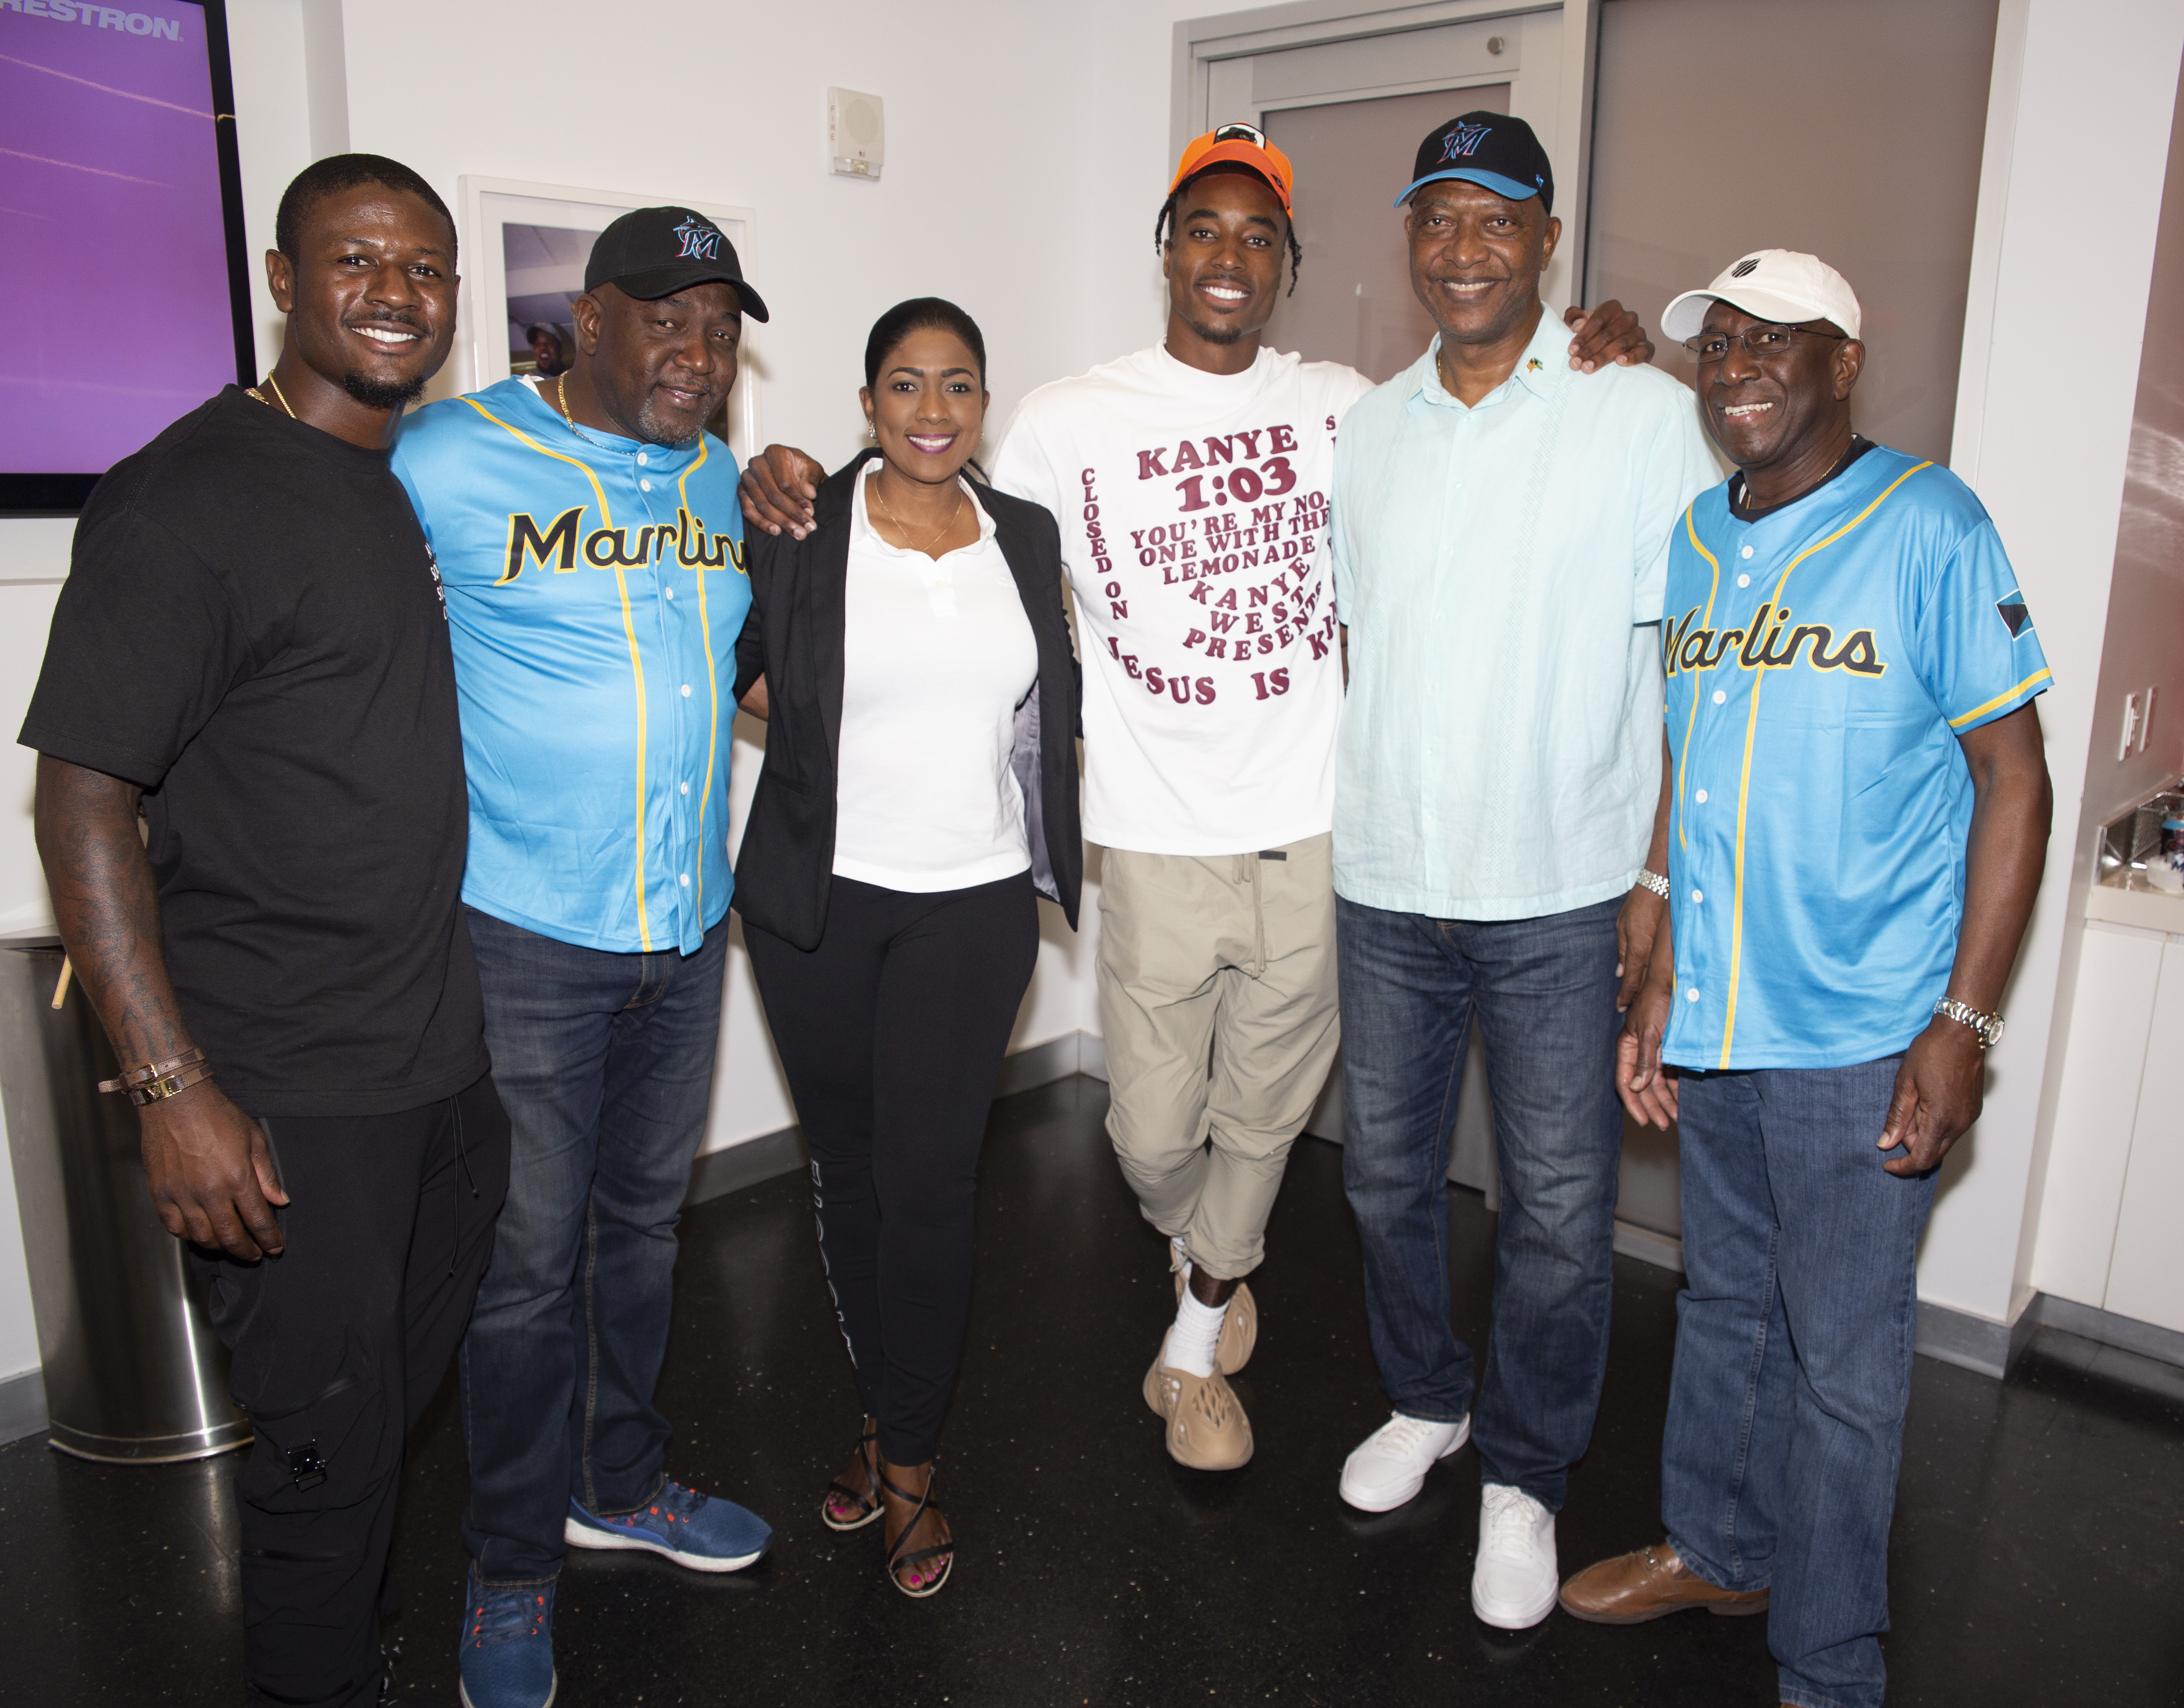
1263, 85, 1509, 382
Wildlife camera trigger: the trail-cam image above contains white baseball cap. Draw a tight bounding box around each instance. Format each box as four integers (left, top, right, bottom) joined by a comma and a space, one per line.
1662, 250, 1862, 343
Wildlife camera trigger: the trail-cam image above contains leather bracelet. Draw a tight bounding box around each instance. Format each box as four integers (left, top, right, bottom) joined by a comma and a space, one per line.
1634, 869, 1670, 900
116, 1061, 216, 1107
98, 1047, 206, 1095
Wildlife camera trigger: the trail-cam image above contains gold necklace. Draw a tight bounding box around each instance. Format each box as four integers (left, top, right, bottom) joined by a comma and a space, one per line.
247, 374, 297, 418
870, 471, 964, 554
555, 373, 618, 452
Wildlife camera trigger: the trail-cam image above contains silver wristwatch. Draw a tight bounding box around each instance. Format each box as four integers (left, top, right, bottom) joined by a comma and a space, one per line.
1635, 869, 1670, 900
1934, 997, 2005, 1049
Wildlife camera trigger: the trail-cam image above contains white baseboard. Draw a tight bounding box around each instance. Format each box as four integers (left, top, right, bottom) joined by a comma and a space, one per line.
1612, 1220, 1684, 1273
0, 1367, 47, 1445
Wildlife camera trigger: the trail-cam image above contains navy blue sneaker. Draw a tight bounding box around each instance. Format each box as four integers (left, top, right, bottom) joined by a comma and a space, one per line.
456, 1570, 555, 1708
564, 1480, 772, 1572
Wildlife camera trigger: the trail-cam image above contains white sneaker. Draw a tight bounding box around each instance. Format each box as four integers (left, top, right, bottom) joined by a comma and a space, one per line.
1338, 1411, 1470, 1512
1471, 1483, 1559, 1629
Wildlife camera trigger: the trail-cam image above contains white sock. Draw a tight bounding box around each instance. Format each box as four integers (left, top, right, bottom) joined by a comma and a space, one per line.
1169, 1283, 1227, 1378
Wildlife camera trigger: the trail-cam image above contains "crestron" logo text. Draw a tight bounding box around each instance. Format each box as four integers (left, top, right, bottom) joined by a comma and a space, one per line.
0, 0, 184, 39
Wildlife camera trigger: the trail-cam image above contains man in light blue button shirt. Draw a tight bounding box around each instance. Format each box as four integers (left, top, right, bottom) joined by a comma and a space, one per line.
392, 209, 773, 1707
1325, 113, 1717, 1630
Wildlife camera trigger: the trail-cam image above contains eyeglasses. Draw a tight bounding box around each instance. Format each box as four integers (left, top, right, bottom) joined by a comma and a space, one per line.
1681, 324, 1846, 364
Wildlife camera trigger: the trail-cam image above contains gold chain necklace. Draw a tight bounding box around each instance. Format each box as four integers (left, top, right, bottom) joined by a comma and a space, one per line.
246, 374, 297, 417
555, 373, 619, 453
870, 471, 964, 554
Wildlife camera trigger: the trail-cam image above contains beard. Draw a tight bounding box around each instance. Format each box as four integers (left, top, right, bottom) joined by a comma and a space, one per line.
1177, 309, 1247, 347
341, 368, 429, 412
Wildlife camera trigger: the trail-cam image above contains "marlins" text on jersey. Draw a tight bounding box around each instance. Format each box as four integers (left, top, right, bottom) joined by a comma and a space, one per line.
497, 507, 746, 583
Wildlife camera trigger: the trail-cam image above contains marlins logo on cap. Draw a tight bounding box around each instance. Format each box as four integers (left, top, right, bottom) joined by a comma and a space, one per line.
1394, 111, 1553, 211
583, 206, 771, 321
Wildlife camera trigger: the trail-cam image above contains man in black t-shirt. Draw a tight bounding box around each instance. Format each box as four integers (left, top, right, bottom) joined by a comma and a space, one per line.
21, 155, 510, 1708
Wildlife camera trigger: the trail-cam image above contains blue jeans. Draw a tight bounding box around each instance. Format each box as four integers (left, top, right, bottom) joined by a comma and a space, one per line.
458, 905, 729, 1586
1337, 894, 1623, 1509
1664, 1059, 1936, 1708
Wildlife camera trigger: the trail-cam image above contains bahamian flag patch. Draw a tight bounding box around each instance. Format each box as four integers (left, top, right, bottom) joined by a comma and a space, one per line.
1996, 596, 2032, 638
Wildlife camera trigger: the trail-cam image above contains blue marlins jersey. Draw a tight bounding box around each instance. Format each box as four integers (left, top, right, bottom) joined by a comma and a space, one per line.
391, 377, 750, 956
1660, 446, 2051, 1071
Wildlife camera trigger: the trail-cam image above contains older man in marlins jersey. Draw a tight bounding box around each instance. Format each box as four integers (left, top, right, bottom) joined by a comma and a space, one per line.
391, 207, 771, 1708
1559, 251, 2052, 1708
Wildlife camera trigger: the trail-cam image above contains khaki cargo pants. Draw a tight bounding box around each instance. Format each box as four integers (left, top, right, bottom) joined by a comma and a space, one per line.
1095, 832, 1340, 1280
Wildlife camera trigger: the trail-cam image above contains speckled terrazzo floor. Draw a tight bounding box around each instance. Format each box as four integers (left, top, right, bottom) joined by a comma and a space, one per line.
2, 1074, 2179, 1706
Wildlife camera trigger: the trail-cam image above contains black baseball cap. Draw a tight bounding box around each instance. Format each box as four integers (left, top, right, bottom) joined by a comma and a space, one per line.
584, 206, 771, 322
1393, 111, 1553, 213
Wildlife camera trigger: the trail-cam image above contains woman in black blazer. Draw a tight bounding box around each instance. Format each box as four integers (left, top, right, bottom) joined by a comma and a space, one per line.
732, 299, 1081, 1599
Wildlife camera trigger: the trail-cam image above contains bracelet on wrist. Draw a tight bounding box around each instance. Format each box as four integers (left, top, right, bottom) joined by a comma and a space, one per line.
98, 1048, 213, 1104
119, 1062, 216, 1106
1634, 869, 1670, 900
1933, 997, 2005, 1050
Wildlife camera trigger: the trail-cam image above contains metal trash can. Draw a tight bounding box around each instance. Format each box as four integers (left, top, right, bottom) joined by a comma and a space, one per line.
0, 935, 248, 1463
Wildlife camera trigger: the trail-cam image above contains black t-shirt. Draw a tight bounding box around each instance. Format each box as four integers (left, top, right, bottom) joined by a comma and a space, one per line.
20, 387, 487, 1117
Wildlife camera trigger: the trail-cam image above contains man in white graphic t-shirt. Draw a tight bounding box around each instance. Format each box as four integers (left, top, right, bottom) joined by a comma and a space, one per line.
740, 124, 1652, 1470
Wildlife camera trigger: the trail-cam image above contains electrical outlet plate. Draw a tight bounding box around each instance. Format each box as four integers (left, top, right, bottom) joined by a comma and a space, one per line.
828, 88, 884, 180
2140, 685, 2157, 753
2120, 692, 2142, 762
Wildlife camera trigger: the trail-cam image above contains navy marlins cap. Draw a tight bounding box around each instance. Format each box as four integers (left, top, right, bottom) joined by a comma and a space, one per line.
584, 206, 771, 322
1393, 111, 1554, 213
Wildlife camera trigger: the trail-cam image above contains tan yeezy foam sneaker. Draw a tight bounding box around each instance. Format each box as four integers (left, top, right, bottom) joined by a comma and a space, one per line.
1143, 1330, 1255, 1471
1169, 1252, 1257, 1375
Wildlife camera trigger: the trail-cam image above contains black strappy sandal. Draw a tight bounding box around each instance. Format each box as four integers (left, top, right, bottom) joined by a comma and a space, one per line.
821, 1424, 882, 1532
878, 1465, 954, 1600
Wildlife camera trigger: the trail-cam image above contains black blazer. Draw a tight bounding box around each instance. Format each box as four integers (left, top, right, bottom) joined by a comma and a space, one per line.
730, 450, 1082, 951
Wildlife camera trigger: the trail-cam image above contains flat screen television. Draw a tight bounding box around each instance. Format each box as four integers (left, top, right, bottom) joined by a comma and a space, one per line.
0, 0, 252, 513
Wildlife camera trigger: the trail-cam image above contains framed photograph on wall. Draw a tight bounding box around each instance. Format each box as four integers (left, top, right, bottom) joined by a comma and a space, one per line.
456, 177, 760, 460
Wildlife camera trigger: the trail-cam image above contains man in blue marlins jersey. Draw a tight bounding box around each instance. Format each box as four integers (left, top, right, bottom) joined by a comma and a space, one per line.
392, 207, 771, 1708
1559, 252, 2053, 1708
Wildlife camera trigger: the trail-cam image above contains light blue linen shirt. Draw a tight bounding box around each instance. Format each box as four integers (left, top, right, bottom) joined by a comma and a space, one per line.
1330, 309, 1718, 920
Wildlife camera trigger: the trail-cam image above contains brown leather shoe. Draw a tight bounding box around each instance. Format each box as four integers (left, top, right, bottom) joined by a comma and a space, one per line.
1558, 1541, 1768, 1625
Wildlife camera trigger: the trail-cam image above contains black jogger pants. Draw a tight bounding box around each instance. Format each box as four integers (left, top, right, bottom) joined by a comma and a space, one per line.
192, 1074, 511, 1708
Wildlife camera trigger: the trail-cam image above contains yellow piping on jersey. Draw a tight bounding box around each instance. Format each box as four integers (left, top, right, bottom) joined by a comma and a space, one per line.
1949, 668, 2052, 729
461, 398, 614, 534
462, 394, 654, 951
1718, 459, 1932, 1068
1675, 508, 1721, 858
680, 441, 719, 921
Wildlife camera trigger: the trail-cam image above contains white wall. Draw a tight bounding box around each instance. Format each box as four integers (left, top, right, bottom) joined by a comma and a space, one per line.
1933, 0, 2184, 1326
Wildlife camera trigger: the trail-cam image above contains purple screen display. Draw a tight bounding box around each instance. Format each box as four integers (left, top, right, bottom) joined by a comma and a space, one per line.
1, 0, 237, 475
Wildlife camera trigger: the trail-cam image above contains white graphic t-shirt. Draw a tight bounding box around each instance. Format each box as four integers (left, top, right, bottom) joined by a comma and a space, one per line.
991, 343, 1373, 855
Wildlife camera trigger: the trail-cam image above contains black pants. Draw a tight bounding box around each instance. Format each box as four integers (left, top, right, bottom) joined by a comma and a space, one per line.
193, 1075, 511, 1708
745, 872, 1038, 1465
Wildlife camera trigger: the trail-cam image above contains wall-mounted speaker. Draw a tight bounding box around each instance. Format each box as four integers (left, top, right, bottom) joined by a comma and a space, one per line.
827, 87, 885, 181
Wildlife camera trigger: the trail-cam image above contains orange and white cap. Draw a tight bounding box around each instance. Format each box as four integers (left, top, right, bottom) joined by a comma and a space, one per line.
1169, 122, 1294, 213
